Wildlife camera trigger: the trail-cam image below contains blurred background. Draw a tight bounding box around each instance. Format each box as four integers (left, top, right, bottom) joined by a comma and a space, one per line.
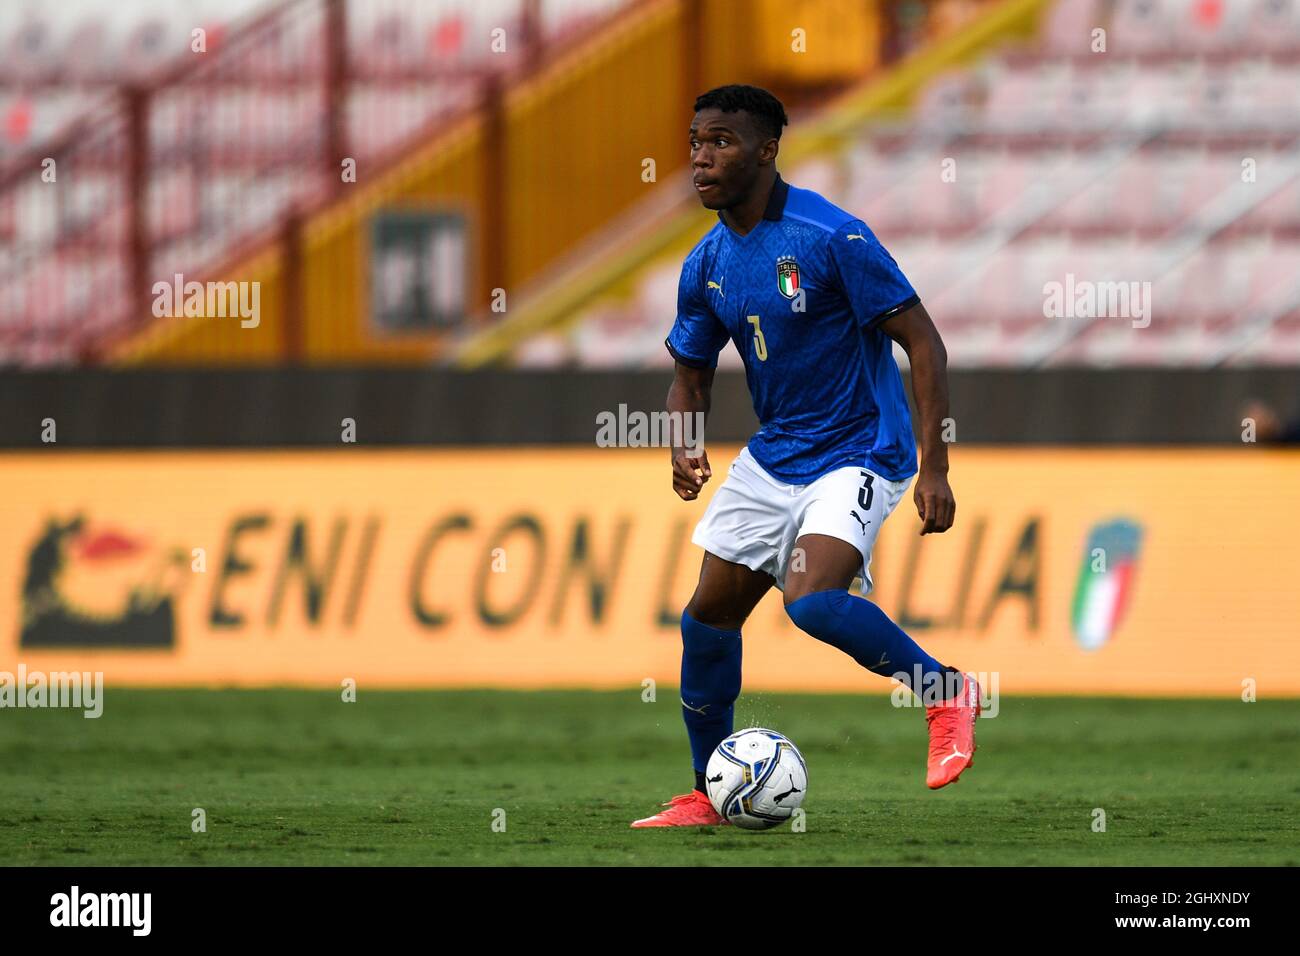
1, 0, 1298, 696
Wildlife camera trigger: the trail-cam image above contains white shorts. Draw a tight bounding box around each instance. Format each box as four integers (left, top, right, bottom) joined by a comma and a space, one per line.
692, 447, 911, 596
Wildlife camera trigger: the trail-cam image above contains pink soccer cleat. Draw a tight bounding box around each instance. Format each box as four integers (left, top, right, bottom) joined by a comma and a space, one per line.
925, 672, 981, 789
630, 790, 727, 828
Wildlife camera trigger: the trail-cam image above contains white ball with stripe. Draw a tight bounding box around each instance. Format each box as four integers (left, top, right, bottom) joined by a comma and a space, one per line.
704, 728, 808, 830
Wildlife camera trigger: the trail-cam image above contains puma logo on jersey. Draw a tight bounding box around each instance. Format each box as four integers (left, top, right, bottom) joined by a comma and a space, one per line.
707, 278, 725, 298
849, 510, 870, 534
846, 232, 867, 241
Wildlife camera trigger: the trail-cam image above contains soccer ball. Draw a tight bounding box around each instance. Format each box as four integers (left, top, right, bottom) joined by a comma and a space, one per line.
704, 728, 808, 830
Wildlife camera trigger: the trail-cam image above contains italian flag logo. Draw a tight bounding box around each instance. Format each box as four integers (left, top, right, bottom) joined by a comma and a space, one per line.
776, 256, 800, 299
1071, 519, 1142, 651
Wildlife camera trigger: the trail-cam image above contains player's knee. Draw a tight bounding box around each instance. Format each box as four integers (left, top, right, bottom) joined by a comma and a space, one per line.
683, 595, 746, 633
681, 609, 741, 658
783, 561, 857, 606
785, 588, 851, 638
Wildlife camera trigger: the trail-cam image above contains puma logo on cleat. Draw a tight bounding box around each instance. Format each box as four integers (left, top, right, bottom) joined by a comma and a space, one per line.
940, 744, 969, 766
849, 510, 870, 533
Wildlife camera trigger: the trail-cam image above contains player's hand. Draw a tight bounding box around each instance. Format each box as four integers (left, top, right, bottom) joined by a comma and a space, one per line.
671, 445, 712, 500
914, 469, 955, 534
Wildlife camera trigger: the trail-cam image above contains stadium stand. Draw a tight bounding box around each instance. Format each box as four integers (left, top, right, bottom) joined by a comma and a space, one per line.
509, 0, 1300, 368
6, 0, 1292, 369
0, 0, 631, 365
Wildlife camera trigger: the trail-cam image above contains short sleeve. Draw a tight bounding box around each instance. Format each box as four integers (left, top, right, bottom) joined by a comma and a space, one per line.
665, 253, 728, 369
827, 220, 920, 330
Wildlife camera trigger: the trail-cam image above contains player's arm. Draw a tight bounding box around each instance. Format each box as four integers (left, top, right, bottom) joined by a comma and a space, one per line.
665, 249, 727, 501
880, 300, 955, 534
667, 361, 714, 500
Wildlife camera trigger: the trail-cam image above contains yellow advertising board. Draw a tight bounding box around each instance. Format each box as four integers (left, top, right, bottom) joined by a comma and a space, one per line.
1, 448, 1297, 696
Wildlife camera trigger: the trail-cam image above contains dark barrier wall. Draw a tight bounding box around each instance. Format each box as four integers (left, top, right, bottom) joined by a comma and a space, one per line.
1, 368, 1297, 447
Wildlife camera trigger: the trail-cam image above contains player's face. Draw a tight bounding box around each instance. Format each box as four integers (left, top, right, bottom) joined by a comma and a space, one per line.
689, 108, 766, 211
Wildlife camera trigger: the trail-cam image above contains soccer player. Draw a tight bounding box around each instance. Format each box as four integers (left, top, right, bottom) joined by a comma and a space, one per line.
632, 85, 981, 828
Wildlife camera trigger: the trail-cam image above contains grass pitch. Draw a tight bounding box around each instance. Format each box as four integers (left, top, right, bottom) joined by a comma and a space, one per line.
1, 689, 1297, 866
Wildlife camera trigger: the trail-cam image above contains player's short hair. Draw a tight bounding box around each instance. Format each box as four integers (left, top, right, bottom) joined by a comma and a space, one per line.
693, 85, 789, 142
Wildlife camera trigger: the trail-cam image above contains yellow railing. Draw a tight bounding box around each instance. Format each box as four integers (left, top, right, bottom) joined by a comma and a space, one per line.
454, 0, 1050, 368
113, 0, 990, 366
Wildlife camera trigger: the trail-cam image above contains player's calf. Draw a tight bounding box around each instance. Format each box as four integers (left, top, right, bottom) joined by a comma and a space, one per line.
784, 587, 979, 788
679, 609, 742, 788
630, 610, 741, 830
785, 587, 956, 687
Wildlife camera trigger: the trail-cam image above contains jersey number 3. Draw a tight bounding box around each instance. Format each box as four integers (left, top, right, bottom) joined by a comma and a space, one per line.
746, 314, 768, 362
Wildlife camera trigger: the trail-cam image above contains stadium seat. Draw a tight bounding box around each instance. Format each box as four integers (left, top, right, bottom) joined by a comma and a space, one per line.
1110, 0, 1178, 56
573, 0, 1300, 368
1040, 0, 1104, 56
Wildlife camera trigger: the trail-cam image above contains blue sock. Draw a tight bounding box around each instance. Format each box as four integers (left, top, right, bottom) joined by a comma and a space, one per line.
679, 610, 742, 772
786, 589, 951, 695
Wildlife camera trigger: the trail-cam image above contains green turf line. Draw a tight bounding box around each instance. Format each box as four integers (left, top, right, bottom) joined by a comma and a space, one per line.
1, 690, 1296, 866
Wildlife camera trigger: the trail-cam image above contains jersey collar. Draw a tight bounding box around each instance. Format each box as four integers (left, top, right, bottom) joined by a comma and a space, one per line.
716, 173, 789, 229
762, 173, 789, 220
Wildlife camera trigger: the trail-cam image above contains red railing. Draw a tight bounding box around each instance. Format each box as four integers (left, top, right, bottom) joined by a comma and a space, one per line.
0, 0, 635, 365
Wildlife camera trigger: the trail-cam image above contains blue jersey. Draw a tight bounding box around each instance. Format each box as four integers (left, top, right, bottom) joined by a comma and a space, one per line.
665, 174, 919, 485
